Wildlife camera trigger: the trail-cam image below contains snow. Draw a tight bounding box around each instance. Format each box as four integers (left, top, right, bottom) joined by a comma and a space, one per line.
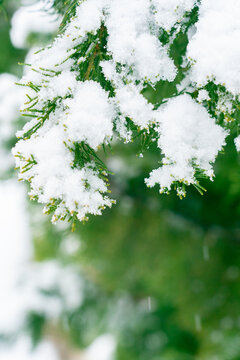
38, 70, 78, 102
235, 136, 240, 152
75, 0, 107, 34
146, 95, 228, 194
197, 89, 210, 103
106, 0, 176, 83
152, 0, 197, 31
115, 84, 156, 129
10, 0, 60, 48
13, 123, 113, 222
187, 0, 240, 94
20, 0, 177, 84
64, 81, 114, 150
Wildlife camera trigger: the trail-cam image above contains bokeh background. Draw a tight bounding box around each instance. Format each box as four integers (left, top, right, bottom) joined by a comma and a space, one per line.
0, 1, 240, 359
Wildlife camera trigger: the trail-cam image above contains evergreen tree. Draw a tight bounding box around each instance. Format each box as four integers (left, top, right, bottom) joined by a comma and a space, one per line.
0, 1, 240, 360
13, 0, 240, 228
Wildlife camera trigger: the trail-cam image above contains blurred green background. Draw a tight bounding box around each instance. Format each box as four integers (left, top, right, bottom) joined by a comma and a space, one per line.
0, 1, 240, 359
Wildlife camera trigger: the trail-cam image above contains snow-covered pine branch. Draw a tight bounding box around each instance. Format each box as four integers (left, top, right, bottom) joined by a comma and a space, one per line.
13, 0, 240, 226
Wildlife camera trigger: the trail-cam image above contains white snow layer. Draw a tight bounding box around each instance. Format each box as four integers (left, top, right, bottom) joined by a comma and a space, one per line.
10, 0, 60, 48
152, 0, 196, 31
146, 95, 228, 193
187, 0, 240, 94
64, 81, 114, 149
106, 0, 177, 83
235, 135, 240, 152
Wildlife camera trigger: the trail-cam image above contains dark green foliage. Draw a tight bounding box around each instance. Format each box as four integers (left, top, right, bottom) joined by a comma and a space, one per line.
51, 0, 79, 30
0, 3, 26, 75
25, 312, 46, 347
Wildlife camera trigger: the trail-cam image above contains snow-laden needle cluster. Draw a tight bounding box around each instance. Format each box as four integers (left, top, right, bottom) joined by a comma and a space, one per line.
13, 0, 240, 225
